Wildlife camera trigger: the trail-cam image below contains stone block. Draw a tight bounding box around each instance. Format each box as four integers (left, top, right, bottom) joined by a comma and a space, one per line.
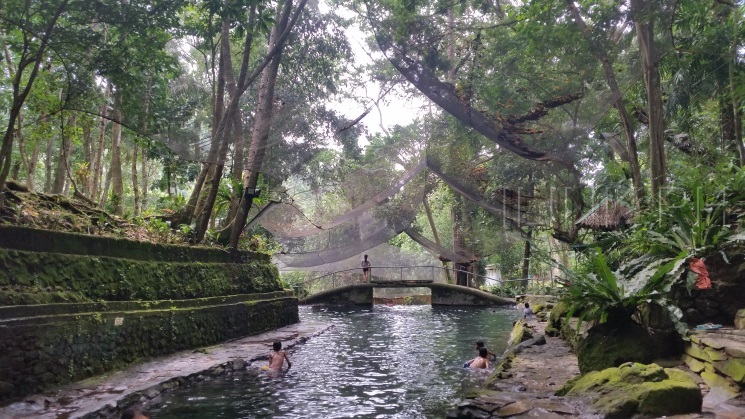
701, 369, 738, 391
735, 309, 745, 330
682, 355, 707, 373
714, 358, 745, 385
725, 347, 745, 359
700, 338, 726, 350
704, 347, 728, 362
556, 363, 702, 417
685, 344, 711, 362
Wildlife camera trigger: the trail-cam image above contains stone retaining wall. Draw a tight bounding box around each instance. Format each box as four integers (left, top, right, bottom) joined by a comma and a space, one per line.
0, 293, 298, 403
0, 248, 281, 305
682, 332, 745, 397
0, 226, 297, 405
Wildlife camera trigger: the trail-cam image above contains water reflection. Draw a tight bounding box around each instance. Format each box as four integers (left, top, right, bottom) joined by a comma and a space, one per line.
149, 305, 517, 418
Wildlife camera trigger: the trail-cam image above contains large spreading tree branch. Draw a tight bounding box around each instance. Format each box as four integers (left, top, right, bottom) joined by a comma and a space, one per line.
373, 34, 579, 176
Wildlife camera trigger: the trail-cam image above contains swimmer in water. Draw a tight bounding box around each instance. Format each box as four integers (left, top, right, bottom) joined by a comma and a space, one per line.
467, 348, 490, 369
268, 341, 292, 370
475, 341, 497, 361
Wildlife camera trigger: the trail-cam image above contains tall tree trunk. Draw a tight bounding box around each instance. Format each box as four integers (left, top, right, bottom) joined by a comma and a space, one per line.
632, 0, 666, 205
109, 91, 124, 215
423, 194, 452, 284
521, 228, 533, 289
451, 194, 472, 286
132, 143, 139, 216
222, 111, 245, 229
10, 161, 20, 180
174, 57, 226, 229
194, 16, 240, 242
520, 176, 535, 288
44, 136, 54, 193
728, 5, 745, 166
52, 114, 75, 194
133, 72, 152, 216
141, 147, 149, 212
228, 0, 299, 252
81, 121, 92, 195
567, 1, 644, 207
26, 128, 41, 191
100, 165, 112, 207
91, 82, 111, 200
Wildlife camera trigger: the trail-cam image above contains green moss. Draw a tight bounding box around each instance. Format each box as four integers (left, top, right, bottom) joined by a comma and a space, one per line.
576, 324, 656, 374
557, 363, 702, 418
714, 358, 745, 384
507, 319, 530, 346
548, 301, 569, 329
484, 352, 516, 388
559, 318, 583, 351
0, 248, 281, 304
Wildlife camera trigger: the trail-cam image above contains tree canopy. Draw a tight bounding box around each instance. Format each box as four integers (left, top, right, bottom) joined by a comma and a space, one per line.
1, 0, 744, 279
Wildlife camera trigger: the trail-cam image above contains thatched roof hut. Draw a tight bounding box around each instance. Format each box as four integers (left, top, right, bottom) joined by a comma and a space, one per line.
576, 199, 632, 231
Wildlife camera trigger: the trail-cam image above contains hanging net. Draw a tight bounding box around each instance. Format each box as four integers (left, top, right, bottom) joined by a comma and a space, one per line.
136, 0, 682, 271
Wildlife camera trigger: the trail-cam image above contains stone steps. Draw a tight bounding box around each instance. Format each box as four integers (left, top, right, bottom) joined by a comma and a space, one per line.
683, 329, 745, 404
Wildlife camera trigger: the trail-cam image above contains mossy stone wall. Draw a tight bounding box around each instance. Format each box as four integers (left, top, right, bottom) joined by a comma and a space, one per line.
0, 248, 281, 305
0, 225, 266, 263
0, 226, 296, 404
0, 294, 298, 403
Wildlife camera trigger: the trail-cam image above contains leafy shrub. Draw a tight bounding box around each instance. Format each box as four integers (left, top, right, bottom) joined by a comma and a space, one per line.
560, 249, 689, 336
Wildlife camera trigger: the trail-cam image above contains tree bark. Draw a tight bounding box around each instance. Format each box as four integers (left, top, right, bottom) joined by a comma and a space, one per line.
136, 73, 152, 214
521, 228, 533, 289
91, 82, 110, 200
727, 5, 745, 166
193, 14, 242, 242
174, 49, 227, 229
81, 120, 92, 195
374, 32, 577, 173
567, 1, 644, 207
228, 0, 307, 253
52, 114, 75, 194
132, 143, 140, 216
632, 0, 667, 205
109, 91, 124, 215
141, 147, 149, 212
26, 125, 41, 191
44, 136, 54, 193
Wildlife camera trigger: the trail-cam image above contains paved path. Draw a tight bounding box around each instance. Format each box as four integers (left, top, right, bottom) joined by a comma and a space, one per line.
453, 322, 589, 418
489, 323, 580, 395
0, 321, 331, 419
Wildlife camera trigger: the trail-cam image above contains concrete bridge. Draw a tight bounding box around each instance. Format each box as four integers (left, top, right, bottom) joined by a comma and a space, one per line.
298, 280, 515, 306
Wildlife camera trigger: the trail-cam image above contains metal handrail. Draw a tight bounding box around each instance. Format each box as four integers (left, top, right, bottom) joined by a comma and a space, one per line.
293, 265, 558, 287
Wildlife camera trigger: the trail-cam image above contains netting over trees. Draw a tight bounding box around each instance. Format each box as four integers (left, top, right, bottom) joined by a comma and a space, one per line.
4, 0, 730, 280
149, 0, 681, 270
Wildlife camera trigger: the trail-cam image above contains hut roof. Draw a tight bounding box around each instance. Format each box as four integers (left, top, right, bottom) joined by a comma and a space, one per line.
576, 199, 632, 231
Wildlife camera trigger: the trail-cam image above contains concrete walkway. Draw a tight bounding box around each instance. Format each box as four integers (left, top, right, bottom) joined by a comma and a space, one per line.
451, 321, 587, 418
0, 321, 331, 419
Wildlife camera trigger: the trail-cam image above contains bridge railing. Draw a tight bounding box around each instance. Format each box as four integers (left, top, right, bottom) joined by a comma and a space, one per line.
287, 265, 562, 298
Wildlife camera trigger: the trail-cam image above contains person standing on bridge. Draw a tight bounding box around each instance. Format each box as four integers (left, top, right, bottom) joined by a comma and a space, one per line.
361, 254, 371, 283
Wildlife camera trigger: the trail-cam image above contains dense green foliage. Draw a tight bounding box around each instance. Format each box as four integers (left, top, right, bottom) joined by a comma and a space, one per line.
0, 0, 744, 293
